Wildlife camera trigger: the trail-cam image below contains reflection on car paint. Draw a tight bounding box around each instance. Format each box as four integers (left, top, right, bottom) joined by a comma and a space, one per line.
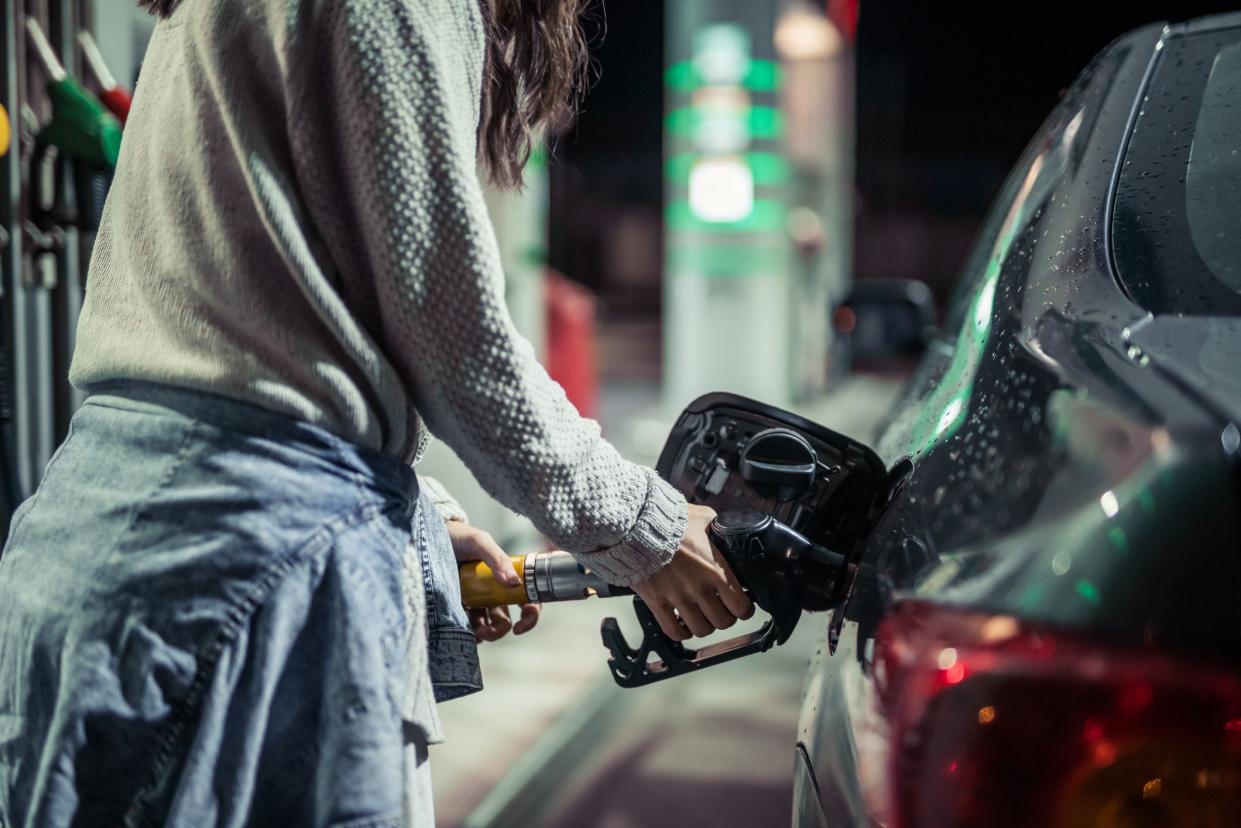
803, 18, 1241, 827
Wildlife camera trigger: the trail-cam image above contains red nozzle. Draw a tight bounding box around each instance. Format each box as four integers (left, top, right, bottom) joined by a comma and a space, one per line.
78, 31, 131, 125
97, 87, 132, 125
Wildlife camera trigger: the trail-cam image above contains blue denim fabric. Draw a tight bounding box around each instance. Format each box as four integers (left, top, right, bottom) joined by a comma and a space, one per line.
0, 381, 479, 827
412, 504, 482, 706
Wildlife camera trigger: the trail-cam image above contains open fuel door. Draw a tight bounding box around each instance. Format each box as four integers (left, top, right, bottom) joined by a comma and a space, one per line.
600, 394, 909, 687
656, 393, 906, 613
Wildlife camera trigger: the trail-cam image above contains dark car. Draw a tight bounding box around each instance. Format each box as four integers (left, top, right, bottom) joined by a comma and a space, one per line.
789, 13, 1241, 827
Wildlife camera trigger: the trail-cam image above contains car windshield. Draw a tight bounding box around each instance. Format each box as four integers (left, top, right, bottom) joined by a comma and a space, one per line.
1113, 26, 1241, 316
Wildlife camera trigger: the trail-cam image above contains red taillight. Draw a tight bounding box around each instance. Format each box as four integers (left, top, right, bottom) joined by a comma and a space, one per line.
869, 601, 1241, 828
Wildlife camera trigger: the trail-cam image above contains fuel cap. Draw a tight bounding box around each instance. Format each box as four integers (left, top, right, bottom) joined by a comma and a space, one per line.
739, 428, 817, 491
710, 510, 773, 536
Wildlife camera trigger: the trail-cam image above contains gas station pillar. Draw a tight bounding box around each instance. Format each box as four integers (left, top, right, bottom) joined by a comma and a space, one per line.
663, 0, 795, 412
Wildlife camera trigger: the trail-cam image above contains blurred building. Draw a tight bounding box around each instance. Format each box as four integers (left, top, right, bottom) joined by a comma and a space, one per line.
551, 0, 858, 413
662, 0, 857, 409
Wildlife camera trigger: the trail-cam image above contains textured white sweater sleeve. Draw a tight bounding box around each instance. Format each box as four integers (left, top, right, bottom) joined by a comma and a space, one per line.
285, 0, 686, 585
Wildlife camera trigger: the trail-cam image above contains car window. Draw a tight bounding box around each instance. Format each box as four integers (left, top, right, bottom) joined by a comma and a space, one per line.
941, 46, 1127, 335
1113, 27, 1241, 316
878, 45, 1131, 464
1187, 42, 1241, 294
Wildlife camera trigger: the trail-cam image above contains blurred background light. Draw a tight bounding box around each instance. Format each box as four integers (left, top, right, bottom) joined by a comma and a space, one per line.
693, 23, 750, 84
775, 4, 845, 61
1100, 490, 1120, 518
689, 157, 756, 222
695, 105, 752, 153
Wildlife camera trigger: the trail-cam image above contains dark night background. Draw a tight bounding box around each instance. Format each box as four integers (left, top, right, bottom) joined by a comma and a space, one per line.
549, 0, 1241, 318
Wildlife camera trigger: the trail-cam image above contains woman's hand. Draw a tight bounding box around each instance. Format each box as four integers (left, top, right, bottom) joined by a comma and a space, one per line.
446, 519, 541, 642
630, 504, 754, 641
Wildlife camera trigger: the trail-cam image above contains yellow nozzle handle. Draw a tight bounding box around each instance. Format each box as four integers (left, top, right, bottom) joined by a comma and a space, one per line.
459, 554, 529, 609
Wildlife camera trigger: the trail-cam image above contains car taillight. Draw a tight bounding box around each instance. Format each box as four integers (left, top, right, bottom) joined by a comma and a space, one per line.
872, 600, 1241, 828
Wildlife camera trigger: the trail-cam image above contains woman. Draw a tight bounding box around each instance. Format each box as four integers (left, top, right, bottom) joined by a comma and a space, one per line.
0, 0, 753, 825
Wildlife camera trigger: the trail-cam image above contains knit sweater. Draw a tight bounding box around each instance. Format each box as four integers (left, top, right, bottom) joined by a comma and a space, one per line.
69, 0, 687, 586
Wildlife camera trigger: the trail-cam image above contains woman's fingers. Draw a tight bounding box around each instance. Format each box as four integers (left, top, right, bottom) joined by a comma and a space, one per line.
472, 603, 539, 640
470, 606, 513, 642
448, 521, 541, 642
469, 608, 490, 642
488, 606, 512, 637
710, 545, 755, 619
647, 599, 690, 642
448, 521, 520, 587
676, 601, 714, 638
715, 575, 754, 620
513, 602, 541, 635
696, 590, 738, 631
628, 503, 761, 641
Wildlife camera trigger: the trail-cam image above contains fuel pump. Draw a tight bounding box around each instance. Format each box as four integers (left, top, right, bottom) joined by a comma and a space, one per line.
24, 17, 121, 241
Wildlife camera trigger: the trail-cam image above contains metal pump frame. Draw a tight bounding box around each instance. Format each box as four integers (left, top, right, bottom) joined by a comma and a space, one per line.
1, 0, 97, 531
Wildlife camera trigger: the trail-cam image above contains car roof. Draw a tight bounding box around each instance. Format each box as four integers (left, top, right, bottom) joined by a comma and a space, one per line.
1177, 10, 1241, 36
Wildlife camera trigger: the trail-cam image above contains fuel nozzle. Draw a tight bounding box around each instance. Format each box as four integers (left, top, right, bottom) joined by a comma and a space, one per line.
78, 31, 133, 126
708, 510, 847, 617
24, 18, 121, 243
602, 511, 850, 687
26, 18, 122, 170
706, 510, 846, 643
456, 513, 853, 688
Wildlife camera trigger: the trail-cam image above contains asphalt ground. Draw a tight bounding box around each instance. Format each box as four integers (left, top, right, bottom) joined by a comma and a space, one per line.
529, 618, 826, 828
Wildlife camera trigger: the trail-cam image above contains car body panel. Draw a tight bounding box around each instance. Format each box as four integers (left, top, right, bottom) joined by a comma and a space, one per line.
798, 16, 1241, 826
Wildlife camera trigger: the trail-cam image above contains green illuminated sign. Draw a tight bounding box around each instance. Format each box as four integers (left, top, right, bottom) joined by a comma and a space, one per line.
666, 198, 785, 233
665, 58, 782, 93
664, 17, 790, 282
665, 106, 785, 140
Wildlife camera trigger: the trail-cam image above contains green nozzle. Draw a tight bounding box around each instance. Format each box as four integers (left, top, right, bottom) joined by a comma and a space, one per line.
38, 77, 122, 170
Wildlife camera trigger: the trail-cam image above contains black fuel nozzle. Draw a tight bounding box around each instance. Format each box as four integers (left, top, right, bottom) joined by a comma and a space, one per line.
601, 510, 849, 687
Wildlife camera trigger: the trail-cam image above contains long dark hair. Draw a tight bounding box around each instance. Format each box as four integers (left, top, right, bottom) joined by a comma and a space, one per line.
138, 0, 589, 190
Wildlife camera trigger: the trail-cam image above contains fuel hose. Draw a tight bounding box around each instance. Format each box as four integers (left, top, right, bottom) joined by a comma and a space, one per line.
459, 551, 631, 609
